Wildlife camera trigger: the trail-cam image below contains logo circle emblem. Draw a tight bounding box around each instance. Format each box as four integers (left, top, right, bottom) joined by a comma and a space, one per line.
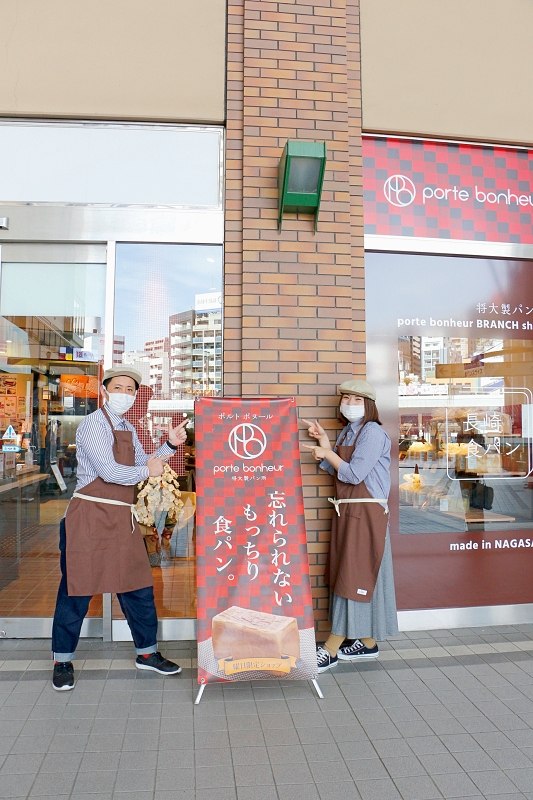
228, 423, 267, 460
383, 175, 416, 207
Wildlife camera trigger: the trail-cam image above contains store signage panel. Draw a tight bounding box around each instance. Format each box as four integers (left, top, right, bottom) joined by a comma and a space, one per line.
194, 397, 316, 685
363, 136, 533, 244
444, 390, 533, 481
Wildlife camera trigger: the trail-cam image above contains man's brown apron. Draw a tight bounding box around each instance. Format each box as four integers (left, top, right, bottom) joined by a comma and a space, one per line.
65, 408, 153, 596
326, 435, 389, 603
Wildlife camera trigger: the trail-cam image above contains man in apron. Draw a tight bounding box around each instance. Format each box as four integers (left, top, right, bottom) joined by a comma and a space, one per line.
51, 367, 188, 691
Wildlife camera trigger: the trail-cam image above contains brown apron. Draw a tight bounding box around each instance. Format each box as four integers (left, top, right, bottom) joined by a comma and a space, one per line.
65, 408, 153, 596
326, 433, 389, 603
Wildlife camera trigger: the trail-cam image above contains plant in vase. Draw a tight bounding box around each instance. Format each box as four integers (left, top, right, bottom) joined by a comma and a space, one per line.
135, 464, 184, 566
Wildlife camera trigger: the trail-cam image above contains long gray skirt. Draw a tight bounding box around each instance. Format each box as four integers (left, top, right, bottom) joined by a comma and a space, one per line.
330, 532, 398, 641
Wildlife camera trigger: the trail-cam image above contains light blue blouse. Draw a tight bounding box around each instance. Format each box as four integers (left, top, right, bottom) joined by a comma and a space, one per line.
320, 421, 391, 501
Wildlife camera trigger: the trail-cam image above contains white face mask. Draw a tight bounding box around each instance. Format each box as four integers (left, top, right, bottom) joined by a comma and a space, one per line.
105, 391, 136, 415
340, 402, 365, 423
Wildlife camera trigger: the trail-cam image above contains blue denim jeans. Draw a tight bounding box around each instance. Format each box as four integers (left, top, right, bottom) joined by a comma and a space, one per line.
51, 519, 158, 661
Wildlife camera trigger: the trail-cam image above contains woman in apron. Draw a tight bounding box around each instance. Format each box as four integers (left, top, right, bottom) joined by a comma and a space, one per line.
303, 378, 398, 673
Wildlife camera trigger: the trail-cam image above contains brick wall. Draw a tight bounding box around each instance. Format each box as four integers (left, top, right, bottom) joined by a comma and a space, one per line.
224, 0, 364, 634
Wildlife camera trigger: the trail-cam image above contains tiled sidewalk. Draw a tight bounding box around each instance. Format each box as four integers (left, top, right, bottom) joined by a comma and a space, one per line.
1, 626, 533, 799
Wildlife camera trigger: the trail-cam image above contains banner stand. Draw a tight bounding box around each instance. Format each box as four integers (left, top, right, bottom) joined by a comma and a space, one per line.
194, 677, 324, 705
195, 397, 320, 698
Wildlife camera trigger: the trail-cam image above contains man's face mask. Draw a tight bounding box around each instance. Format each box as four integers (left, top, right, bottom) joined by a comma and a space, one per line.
105, 390, 137, 415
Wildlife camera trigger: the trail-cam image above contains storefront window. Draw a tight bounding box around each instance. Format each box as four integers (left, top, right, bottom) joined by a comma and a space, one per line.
0, 248, 106, 619
366, 250, 533, 611
398, 335, 533, 533
113, 243, 223, 620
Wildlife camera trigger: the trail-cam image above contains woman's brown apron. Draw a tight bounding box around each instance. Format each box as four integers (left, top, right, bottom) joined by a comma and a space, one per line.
326, 435, 389, 603
65, 408, 153, 596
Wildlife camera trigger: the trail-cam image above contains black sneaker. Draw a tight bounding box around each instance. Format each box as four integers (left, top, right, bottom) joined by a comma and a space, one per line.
52, 661, 74, 691
316, 645, 338, 673
338, 639, 379, 661
135, 651, 182, 675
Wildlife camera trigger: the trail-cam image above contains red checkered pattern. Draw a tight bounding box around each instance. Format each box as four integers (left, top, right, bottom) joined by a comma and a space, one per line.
195, 397, 316, 683
364, 136, 533, 244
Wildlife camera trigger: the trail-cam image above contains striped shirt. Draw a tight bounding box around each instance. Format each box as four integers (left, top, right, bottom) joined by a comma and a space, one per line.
74, 405, 174, 492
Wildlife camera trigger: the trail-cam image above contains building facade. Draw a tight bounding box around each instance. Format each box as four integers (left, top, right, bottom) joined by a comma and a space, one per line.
0, 0, 532, 641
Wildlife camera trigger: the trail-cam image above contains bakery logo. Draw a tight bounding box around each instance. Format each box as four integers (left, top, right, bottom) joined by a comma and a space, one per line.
228, 423, 267, 460
383, 174, 533, 209
383, 174, 416, 207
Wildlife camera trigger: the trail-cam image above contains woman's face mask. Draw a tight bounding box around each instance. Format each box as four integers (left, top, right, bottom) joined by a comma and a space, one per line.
105, 391, 136, 415
340, 401, 365, 423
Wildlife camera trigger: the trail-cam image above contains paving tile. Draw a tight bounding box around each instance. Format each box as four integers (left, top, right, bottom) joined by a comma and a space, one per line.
0, 773, 37, 798
451, 749, 499, 772
195, 713, 229, 731
427, 718, 467, 736
154, 767, 195, 791
335, 739, 377, 760
227, 729, 266, 747
0, 752, 44, 773
355, 777, 402, 800
301, 742, 343, 762
471, 731, 515, 750
438, 734, 482, 753
371, 739, 413, 758
69, 794, 114, 800
418, 753, 462, 775
234, 763, 274, 786
72, 770, 117, 794
505, 729, 533, 748
79, 750, 122, 771
381, 755, 427, 778
392, 775, 444, 800
469, 769, 520, 795
271, 762, 314, 784
262, 728, 300, 746
316, 782, 362, 800
296, 726, 336, 745
267, 744, 306, 764
406, 737, 448, 756
236, 787, 279, 800
345, 757, 389, 780
195, 730, 231, 748
85, 733, 125, 752
308, 759, 353, 783
195, 790, 237, 800
397, 721, 436, 738
506, 767, 533, 792
486, 746, 533, 769
48, 733, 89, 753
193, 747, 232, 767
196, 764, 236, 789
431, 771, 483, 798
289, 712, 324, 730
230, 746, 270, 766
276, 786, 320, 800
359, 721, 403, 740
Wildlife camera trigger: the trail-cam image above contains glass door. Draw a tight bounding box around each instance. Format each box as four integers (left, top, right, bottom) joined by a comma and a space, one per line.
111, 243, 223, 641
0, 243, 107, 637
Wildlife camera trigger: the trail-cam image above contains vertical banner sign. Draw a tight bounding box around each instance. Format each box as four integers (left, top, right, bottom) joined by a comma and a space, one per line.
195, 397, 317, 685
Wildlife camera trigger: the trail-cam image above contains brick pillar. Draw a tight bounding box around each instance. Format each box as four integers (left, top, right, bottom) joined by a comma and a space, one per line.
224, 0, 364, 634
